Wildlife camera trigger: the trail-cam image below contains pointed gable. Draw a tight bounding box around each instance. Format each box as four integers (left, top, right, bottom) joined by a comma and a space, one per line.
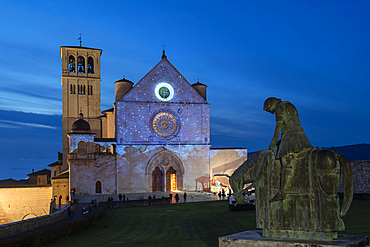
120, 53, 208, 104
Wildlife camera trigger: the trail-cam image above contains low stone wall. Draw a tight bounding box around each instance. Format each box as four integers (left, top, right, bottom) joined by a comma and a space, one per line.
0, 203, 107, 247
0, 204, 69, 240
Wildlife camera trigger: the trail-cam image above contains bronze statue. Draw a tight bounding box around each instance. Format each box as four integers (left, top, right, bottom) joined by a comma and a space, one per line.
264, 97, 313, 201
230, 97, 353, 241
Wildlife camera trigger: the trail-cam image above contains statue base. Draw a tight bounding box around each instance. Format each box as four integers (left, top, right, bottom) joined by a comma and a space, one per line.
219, 230, 369, 247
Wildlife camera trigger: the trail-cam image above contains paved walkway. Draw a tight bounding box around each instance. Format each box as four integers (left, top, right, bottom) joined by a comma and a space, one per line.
55, 191, 228, 222
76, 191, 226, 204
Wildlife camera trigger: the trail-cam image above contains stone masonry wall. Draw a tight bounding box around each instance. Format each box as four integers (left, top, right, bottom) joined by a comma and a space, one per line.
338, 160, 370, 194
350, 160, 370, 193
0, 204, 68, 240
0, 186, 52, 224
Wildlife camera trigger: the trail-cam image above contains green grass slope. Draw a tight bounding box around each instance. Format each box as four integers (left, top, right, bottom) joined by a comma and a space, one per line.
46, 200, 369, 247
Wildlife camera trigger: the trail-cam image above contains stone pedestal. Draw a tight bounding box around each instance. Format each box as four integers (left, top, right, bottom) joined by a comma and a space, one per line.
219, 230, 369, 247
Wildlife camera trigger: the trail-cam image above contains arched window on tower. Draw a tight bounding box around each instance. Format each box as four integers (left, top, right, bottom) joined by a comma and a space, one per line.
68, 56, 75, 73
95, 181, 102, 193
77, 56, 85, 73
78, 141, 86, 153
87, 57, 94, 74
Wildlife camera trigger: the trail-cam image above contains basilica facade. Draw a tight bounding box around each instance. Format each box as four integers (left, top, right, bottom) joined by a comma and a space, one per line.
56, 45, 247, 195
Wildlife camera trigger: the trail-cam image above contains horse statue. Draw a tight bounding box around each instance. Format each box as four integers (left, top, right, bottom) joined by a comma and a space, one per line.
230, 98, 353, 241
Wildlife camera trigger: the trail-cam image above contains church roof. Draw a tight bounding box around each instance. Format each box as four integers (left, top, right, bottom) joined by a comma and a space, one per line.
119, 50, 208, 104
27, 169, 51, 176
102, 108, 114, 114
0, 178, 30, 186
48, 160, 62, 167
52, 170, 69, 180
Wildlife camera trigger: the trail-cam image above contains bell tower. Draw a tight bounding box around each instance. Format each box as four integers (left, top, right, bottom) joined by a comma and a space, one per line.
60, 46, 103, 170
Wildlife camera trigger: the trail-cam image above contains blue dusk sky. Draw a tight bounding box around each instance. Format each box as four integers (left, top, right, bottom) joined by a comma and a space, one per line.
0, 1, 369, 179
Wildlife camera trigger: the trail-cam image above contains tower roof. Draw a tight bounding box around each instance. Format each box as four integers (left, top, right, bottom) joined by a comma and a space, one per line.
115, 78, 134, 84
71, 113, 91, 133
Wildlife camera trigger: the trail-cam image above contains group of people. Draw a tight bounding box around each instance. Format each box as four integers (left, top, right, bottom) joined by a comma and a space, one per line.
217, 190, 227, 200
170, 192, 187, 203
118, 194, 127, 201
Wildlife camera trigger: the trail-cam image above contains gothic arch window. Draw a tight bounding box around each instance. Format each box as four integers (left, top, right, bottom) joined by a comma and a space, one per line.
68, 55, 75, 73
87, 57, 94, 74
95, 181, 102, 193
77, 56, 85, 73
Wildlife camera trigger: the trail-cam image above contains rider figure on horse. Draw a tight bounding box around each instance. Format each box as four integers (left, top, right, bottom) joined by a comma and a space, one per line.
263, 97, 313, 201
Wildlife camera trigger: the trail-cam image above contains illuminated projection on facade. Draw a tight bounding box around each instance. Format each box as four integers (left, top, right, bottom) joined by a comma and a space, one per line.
59, 46, 247, 195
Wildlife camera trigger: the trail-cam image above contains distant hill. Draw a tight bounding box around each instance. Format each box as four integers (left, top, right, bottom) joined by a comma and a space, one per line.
249, 144, 370, 161
325, 144, 370, 161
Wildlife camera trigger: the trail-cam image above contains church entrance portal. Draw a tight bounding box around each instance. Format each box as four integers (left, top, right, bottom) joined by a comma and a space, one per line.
147, 150, 184, 192
166, 166, 177, 191
152, 166, 163, 191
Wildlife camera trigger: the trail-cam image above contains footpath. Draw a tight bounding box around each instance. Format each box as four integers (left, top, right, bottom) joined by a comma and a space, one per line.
65, 191, 224, 221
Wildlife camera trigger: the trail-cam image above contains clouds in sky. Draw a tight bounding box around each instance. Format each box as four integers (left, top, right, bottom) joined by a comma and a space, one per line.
0, 0, 369, 179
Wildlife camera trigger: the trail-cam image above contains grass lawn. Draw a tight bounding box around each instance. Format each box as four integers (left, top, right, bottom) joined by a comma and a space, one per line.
46, 200, 370, 247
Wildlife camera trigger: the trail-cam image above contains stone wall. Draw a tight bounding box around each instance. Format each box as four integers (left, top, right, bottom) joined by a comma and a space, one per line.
338, 160, 370, 194
0, 203, 106, 247
52, 178, 70, 205
210, 148, 248, 187
0, 204, 68, 240
0, 186, 52, 224
351, 160, 370, 193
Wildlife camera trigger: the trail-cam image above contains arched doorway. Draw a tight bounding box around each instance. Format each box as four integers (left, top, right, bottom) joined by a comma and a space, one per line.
152, 166, 163, 191
95, 181, 102, 193
147, 150, 184, 192
166, 166, 177, 191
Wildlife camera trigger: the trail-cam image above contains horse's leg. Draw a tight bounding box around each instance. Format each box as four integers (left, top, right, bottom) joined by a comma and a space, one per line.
230, 150, 272, 204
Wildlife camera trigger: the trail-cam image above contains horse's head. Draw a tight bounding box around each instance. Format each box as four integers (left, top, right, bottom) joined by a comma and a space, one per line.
229, 174, 246, 204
